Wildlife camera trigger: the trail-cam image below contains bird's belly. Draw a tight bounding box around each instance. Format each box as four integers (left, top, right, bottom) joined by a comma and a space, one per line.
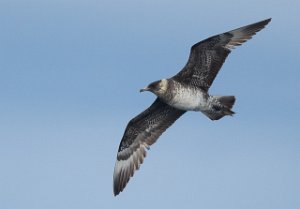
168, 90, 207, 111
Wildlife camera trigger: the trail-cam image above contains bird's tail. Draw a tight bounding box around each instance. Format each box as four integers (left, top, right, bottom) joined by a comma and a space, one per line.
202, 95, 236, 120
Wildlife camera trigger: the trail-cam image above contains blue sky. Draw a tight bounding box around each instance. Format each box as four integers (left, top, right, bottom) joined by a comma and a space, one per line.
0, 0, 299, 209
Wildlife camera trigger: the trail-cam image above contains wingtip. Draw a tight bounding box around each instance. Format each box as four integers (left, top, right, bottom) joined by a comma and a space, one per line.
254, 18, 272, 29
113, 180, 121, 196
247, 18, 272, 31
113, 176, 126, 196
260, 18, 272, 26
262, 17, 272, 22
113, 143, 150, 196
113, 189, 120, 196
266, 18, 272, 22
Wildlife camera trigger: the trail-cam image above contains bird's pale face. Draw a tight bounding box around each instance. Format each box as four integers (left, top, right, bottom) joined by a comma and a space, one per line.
140, 79, 168, 96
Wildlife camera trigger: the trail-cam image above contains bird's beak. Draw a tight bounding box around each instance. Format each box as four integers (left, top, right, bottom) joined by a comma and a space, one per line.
140, 86, 150, 93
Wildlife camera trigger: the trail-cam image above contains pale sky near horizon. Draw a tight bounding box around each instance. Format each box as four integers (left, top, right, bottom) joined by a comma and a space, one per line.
1, 0, 299, 209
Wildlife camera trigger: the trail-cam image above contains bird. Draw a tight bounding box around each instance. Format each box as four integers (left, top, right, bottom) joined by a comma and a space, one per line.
113, 18, 271, 196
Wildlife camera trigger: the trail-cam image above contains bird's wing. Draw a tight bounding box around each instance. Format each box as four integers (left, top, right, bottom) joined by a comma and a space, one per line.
173, 18, 271, 91
113, 98, 185, 196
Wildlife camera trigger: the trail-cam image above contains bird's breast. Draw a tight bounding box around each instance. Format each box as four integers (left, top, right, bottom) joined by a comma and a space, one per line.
166, 87, 208, 111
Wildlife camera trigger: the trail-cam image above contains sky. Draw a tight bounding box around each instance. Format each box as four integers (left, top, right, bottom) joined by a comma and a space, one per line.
0, 0, 299, 209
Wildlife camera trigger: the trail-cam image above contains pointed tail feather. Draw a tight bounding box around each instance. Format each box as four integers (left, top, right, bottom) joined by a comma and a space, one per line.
218, 96, 236, 110
202, 96, 236, 120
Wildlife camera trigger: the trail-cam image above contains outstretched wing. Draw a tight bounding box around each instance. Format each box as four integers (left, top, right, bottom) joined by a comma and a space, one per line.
113, 98, 185, 196
173, 18, 271, 91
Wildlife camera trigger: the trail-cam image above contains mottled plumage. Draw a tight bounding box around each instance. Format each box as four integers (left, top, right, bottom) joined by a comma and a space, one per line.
113, 18, 271, 196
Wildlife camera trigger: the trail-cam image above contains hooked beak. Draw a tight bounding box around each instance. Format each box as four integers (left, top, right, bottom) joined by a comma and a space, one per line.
140, 86, 150, 93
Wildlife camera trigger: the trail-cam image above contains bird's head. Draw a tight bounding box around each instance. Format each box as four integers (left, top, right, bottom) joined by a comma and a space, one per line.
140, 79, 168, 96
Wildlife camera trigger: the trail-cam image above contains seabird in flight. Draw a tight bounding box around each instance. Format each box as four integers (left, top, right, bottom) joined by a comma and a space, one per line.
113, 18, 271, 196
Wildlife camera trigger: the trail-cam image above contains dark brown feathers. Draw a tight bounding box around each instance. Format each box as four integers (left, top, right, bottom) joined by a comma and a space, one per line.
173, 18, 271, 91
113, 99, 185, 195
